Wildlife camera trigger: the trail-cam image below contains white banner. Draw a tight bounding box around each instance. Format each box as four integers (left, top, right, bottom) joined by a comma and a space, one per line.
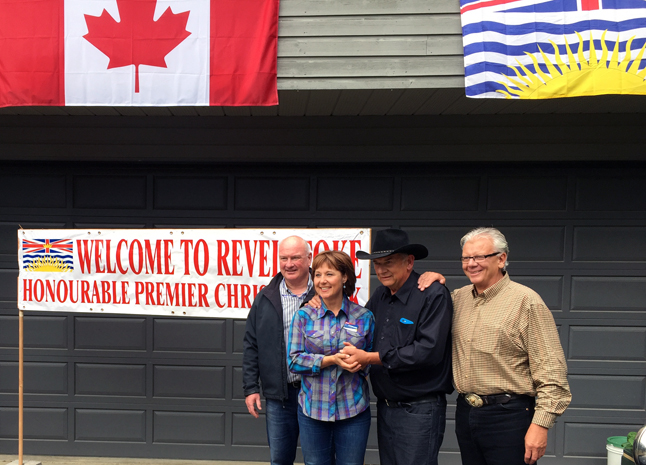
18, 228, 371, 318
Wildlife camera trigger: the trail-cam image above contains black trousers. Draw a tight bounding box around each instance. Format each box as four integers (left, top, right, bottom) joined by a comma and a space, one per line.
376, 395, 447, 465
455, 394, 535, 465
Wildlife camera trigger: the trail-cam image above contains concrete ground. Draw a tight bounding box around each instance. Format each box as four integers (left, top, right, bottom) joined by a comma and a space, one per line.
0, 456, 275, 465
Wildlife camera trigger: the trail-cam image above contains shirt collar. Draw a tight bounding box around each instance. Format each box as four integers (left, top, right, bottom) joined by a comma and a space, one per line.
280, 275, 313, 298
471, 271, 509, 300
380, 270, 418, 304
314, 295, 349, 320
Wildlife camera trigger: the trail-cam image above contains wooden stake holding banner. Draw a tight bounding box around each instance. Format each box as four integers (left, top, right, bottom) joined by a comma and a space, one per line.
9, 311, 40, 465
19, 309, 23, 465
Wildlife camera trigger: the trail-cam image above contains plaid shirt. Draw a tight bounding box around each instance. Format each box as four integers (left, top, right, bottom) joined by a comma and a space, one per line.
452, 272, 571, 428
287, 297, 375, 422
280, 276, 313, 383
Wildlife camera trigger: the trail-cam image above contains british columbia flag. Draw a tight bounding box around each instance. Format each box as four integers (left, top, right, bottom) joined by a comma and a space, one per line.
22, 239, 74, 270
461, 0, 646, 98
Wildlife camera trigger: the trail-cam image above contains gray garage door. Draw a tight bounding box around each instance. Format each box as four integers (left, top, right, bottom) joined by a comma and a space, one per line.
0, 161, 644, 464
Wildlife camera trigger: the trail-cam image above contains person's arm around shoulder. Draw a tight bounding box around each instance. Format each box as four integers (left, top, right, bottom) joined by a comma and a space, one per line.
417, 272, 446, 290
242, 297, 262, 418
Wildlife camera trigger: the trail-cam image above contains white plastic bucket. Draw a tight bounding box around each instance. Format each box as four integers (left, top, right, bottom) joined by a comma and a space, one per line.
606, 442, 624, 465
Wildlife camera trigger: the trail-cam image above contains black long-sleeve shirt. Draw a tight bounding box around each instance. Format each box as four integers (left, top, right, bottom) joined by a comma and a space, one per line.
367, 270, 454, 401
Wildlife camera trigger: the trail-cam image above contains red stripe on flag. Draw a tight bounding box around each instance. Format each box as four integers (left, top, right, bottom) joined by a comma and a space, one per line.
209, 0, 278, 106
461, 0, 523, 14
0, 0, 64, 107
581, 0, 600, 10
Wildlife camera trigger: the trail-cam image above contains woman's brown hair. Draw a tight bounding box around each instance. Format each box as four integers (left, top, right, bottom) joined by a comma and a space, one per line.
311, 250, 356, 298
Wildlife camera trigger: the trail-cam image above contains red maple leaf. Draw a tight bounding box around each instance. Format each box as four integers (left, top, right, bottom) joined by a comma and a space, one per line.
83, 0, 191, 93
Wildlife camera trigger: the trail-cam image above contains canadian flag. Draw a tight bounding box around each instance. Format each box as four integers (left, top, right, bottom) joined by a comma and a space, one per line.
0, 0, 279, 107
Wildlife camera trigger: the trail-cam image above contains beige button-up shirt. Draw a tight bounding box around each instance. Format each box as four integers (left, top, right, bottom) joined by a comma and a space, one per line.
452, 272, 571, 428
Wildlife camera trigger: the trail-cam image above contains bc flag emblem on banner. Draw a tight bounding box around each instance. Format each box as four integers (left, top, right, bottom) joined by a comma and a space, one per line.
22, 239, 74, 272
461, 0, 646, 98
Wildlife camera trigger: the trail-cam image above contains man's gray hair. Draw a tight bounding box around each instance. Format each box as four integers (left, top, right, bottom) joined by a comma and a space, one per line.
460, 227, 509, 268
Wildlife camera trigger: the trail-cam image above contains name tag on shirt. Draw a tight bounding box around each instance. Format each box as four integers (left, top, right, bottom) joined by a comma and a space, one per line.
344, 323, 359, 334
400, 318, 414, 325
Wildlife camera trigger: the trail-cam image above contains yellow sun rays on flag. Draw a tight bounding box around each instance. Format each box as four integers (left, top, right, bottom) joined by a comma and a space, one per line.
497, 31, 646, 99
25, 255, 72, 272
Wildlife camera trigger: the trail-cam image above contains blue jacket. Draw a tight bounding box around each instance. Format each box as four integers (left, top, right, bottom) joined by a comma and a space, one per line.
242, 272, 316, 401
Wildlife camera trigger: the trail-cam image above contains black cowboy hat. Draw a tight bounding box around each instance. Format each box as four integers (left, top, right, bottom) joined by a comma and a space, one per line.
356, 229, 428, 260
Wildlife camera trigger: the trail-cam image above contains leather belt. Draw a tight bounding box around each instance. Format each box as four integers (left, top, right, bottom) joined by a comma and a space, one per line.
383, 393, 439, 408
288, 381, 301, 389
461, 393, 527, 408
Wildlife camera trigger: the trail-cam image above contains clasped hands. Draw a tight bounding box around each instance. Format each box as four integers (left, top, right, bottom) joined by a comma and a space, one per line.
328, 342, 370, 373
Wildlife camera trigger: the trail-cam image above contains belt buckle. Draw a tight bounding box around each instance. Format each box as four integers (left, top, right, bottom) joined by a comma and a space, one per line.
465, 393, 484, 408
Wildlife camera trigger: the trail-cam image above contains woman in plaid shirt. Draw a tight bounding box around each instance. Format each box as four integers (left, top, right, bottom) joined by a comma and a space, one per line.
288, 250, 375, 465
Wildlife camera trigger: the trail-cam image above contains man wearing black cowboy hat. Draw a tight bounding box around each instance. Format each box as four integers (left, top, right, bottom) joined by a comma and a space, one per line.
340, 228, 453, 465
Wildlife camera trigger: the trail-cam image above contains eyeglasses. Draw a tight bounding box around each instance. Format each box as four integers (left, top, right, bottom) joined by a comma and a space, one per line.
460, 252, 501, 263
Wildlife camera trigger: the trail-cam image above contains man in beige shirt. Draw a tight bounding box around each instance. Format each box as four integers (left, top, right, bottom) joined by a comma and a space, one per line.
419, 227, 571, 465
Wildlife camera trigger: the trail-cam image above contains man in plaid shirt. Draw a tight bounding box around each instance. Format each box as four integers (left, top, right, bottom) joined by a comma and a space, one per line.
420, 227, 571, 465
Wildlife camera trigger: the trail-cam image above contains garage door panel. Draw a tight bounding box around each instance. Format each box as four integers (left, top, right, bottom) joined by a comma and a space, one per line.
231, 412, 269, 446
153, 176, 228, 211
568, 326, 646, 361
0, 361, 68, 395
233, 319, 246, 353
0, 175, 66, 209
573, 227, 646, 262
0, 269, 17, 303
0, 407, 68, 440
235, 177, 310, 211
73, 176, 147, 210
514, 276, 563, 310
1, 222, 66, 255
75, 316, 147, 351
571, 277, 646, 311
406, 227, 471, 260
153, 319, 226, 353
76, 363, 146, 397
153, 411, 225, 444
75, 409, 146, 442
576, 176, 646, 211
318, 177, 394, 211
154, 365, 225, 399
0, 314, 68, 349
232, 367, 245, 400
487, 176, 568, 211
568, 375, 646, 409
564, 422, 643, 457
400, 176, 480, 211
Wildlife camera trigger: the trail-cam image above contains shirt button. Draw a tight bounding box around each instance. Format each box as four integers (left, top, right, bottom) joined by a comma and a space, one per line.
386, 319, 389, 322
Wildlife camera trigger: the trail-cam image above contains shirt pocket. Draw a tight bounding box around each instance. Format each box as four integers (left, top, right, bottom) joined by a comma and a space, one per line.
396, 320, 416, 346
343, 326, 370, 349
473, 323, 500, 354
304, 329, 326, 354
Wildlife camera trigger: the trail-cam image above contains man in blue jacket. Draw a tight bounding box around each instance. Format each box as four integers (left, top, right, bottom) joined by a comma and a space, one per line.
243, 235, 315, 465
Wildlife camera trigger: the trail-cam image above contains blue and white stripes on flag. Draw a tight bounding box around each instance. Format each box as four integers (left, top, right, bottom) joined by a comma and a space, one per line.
461, 0, 646, 98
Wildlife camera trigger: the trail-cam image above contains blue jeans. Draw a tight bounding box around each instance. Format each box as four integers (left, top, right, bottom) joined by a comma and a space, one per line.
297, 407, 371, 465
265, 385, 301, 465
455, 394, 535, 465
376, 395, 447, 465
